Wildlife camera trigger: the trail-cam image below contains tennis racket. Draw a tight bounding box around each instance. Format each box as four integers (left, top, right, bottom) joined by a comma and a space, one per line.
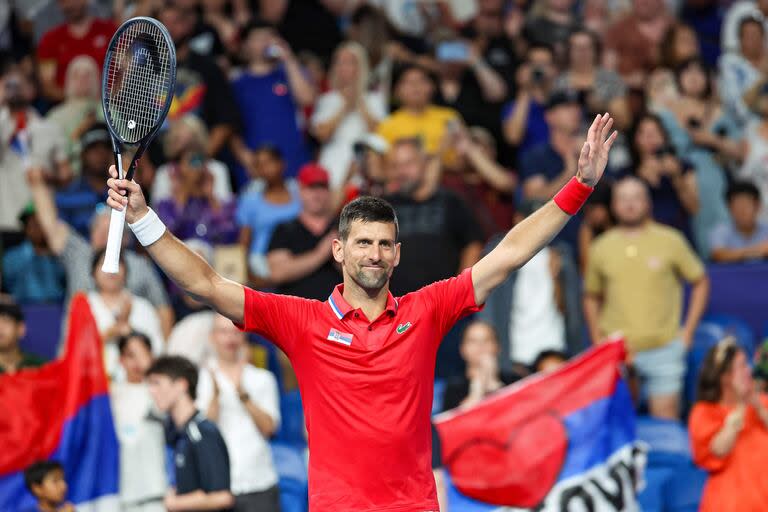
101, 17, 176, 273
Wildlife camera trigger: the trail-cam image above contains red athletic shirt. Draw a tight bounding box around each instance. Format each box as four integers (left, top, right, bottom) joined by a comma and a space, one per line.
238, 269, 482, 511
36, 18, 116, 88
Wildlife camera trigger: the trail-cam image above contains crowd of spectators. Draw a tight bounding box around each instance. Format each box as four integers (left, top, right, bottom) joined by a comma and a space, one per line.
2, 0, 768, 510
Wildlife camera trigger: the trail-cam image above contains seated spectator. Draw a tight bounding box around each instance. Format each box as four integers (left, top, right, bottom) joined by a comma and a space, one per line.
26, 168, 174, 337
523, 0, 581, 59
629, 113, 698, 239
660, 23, 701, 70
146, 356, 234, 512
0, 300, 45, 374
159, 3, 239, 158
554, 29, 631, 129
603, 0, 672, 90
152, 115, 233, 205
578, 182, 614, 272
383, 137, 483, 295
111, 332, 167, 512
230, 19, 315, 181
719, 16, 768, 128
45, 55, 104, 173
441, 321, 524, 412
376, 64, 462, 168
532, 349, 569, 373
721, 0, 768, 54
710, 182, 768, 262
268, 164, 341, 301
738, 82, 768, 224
3, 203, 65, 304
54, 123, 112, 238
197, 315, 281, 512
35, 0, 116, 103
87, 250, 164, 382
0, 65, 69, 233
23, 461, 73, 512
689, 337, 768, 511
502, 44, 558, 155
311, 41, 387, 188
584, 177, 709, 419
478, 199, 584, 368
237, 146, 302, 287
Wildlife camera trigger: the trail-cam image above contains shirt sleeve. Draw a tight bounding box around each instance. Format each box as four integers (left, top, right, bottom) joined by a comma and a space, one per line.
236, 287, 312, 356
310, 92, 341, 126
267, 223, 291, 252
709, 223, 732, 252
416, 268, 483, 338
670, 232, 705, 282
689, 403, 730, 472
196, 368, 214, 413
195, 425, 232, 493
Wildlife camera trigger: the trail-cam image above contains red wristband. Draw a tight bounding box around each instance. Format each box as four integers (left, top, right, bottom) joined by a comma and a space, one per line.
553, 177, 594, 215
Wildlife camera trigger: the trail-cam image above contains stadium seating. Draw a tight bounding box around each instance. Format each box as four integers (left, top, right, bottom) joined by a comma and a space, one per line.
702, 313, 756, 357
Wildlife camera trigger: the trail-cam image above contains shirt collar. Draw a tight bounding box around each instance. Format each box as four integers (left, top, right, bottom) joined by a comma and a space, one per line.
327, 284, 398, 320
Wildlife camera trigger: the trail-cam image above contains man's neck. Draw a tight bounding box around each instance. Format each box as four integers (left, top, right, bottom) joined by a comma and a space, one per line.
171, 398, 197, 428
404, 104, 428, 115
341, 278, 390, 321
0, 346, 22, 373
37, 500, 57, 512
618, 219, 650, 235
248, 60, 276, 76
300, 212, 331, 235
84, 173, 105, 194
68, 15, 94, 37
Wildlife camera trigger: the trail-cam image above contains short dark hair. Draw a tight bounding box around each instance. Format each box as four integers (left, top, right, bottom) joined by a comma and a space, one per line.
91, 248, 126, 277
254, 143, 284, 162
726, 181, 761, 204
117, 331, 153, 356
339, 196, 399, 241
0, 299, 24, 323
531, 350, 568, 372
526, 43, 555, 60
146, 355, 198, 400
241, 18, 275, 40
24, 461, 64, 493
393, 62, 435, 89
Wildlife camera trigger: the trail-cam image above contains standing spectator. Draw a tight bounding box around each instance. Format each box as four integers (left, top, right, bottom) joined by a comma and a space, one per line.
737, 77, 768, 223
159, 3, 240, 158
578, 182, 614, 272
258, 0, 343, 63
197, 315, 281, 512
111, 332, 167, 512
523, 0, 581, 58
236, 146, 302, 287
87, 250, 165, 382
230, 19, 315, 181
441, 321, 524, 412
54, 123, 112, 238
689, 337, 768, 511
26, 169, 174, 337
376, 64, 462, 167
0, 65, 69, 232
267, 164, 341, 301
0, 300, 45, 374
502, 44, 558, 155
146, 356, 235, 512
384, 137, 483, 296
311, 41, 387, 188
710, 182, 768, 262
660, 23, 702, 70
604, 0, 673, 90
532, 349, 569, 373
584, 176, 709, 419
2, 204, 65, 304
35, 0, 116, 103
555, 29, 631, 129
721, 0, 768, 54
478, 199, 584, 368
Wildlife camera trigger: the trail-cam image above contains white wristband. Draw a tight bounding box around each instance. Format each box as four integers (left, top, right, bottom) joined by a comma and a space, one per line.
128, 208, 166, 247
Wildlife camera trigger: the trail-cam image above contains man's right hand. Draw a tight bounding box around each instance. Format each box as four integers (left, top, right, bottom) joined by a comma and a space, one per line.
106, 164, 149, 224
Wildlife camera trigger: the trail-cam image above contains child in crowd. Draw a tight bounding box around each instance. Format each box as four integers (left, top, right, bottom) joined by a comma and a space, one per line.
23, 461, 73, 512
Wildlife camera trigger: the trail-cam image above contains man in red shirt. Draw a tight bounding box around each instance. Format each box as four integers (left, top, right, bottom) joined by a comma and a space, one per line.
36, 0, 116, 102
106, 114, 617, 511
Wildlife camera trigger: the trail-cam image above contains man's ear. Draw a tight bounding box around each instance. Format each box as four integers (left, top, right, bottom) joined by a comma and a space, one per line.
394, 242, 401, 268
332, 238, 344, 264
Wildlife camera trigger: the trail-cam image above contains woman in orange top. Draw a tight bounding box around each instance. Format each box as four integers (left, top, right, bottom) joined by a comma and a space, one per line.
689, 337, 768, 512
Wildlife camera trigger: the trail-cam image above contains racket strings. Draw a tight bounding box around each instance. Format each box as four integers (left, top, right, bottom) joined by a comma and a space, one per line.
105, 20, 173, 144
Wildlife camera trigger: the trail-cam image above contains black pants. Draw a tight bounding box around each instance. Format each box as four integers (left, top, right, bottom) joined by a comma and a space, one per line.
234, 485, 281, 512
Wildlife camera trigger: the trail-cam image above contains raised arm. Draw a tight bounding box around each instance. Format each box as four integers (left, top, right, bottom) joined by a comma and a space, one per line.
472, 114, 617, 305
106, 166, 245, 323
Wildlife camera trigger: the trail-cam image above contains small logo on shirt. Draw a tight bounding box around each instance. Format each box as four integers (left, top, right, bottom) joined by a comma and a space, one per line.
327, 328, 353, 346
273, 82, 288, 96
396, 322, 412, 334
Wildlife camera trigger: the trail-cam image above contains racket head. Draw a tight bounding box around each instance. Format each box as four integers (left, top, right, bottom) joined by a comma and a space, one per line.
101, 16, 177, 148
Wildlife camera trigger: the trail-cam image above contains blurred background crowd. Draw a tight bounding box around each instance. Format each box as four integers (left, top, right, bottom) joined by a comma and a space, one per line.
2, 0, 768, 510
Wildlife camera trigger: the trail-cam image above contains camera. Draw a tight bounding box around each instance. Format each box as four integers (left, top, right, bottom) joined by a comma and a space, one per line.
264, 44, 282, 59
531, 67, 546, 83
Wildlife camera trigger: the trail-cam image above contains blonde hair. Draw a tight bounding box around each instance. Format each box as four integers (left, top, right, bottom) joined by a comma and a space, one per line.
64, 56, 100, 100
164, 114, 209, 159
329, 41, 370, 99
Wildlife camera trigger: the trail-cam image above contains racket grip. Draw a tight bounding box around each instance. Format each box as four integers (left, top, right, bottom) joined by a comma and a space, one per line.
102, 207, 127, 274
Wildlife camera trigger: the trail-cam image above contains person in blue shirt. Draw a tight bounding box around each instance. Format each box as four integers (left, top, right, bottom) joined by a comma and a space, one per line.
54, 123, 112, 238
229, 19, 316, 184
710, 181, 768, 263
2, 204, 65, 304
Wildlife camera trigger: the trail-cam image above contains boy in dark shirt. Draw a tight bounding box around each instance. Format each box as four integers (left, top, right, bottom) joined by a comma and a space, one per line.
146, 356, 234, 512
24, 461, 73, 512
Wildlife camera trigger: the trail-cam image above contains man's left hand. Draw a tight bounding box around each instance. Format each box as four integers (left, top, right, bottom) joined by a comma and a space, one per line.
576, 113, 617, 187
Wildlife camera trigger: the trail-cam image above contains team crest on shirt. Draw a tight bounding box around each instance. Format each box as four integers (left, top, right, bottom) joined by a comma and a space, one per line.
327, 328, 353, 346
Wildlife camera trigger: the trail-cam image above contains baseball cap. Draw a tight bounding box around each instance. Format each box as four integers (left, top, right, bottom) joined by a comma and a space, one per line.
0, 300, 24, 323
297, 163, 329, 187
80, 123, 111, 150
545, 89, 580, 110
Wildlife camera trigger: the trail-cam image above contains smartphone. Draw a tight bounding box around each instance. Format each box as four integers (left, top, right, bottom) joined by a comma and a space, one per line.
436, 41, 470, 62
264, 44, 282, 59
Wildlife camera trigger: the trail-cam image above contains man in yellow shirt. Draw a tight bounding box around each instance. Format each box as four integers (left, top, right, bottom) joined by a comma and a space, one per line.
377, 64, 460, 166
584, 177, 710, 419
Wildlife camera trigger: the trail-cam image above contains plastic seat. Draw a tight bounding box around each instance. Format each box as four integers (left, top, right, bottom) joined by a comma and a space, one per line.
432, 379, 446, 415
271, 442, 308, 512
638, 467, 674, 512
273, 390, 307, 446
663, 464, 707, 512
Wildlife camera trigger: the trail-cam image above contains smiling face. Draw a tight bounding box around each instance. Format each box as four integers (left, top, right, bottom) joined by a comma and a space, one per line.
333, 220, 400, 293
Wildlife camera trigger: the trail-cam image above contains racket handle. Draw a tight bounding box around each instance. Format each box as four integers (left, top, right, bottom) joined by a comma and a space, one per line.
102, 207, 127, 274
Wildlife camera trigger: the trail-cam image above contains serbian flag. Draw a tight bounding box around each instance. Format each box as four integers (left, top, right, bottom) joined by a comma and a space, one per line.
0, 294, 119, 511
434, 339, 646, 512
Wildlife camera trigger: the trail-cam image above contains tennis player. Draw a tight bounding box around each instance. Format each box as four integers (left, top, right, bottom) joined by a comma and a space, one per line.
106, 113, 616, 511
